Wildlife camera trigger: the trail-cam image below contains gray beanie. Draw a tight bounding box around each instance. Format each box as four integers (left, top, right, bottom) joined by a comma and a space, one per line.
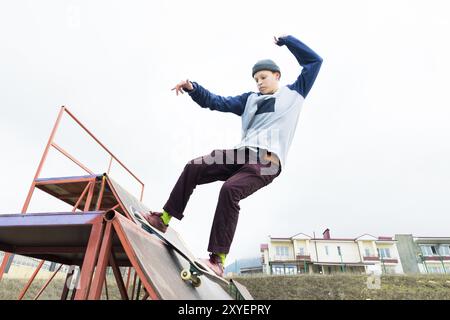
252, 59, 281, 77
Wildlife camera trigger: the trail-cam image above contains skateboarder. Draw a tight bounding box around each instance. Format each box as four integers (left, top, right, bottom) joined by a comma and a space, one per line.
144, 34, 322, 277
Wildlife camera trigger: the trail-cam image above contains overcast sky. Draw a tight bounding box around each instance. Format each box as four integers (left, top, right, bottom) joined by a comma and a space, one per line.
1, 0, 449, 264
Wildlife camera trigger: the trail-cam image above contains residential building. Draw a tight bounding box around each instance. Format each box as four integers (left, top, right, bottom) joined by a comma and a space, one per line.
261, 229, 403, 275
395, 234, 450, 274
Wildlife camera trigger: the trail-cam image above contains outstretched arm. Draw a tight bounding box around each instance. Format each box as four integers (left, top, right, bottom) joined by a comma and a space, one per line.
275, 35, 323, 98
172, 79, 252, 116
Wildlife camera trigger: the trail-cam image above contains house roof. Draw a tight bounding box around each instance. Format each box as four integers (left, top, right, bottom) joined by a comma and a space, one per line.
311, 238, 356, 242
312, 262, 376, 266
270, 232, 396, 242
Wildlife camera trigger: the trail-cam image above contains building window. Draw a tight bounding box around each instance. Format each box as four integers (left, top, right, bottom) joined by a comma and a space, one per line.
271, 264, 297, 275
379, 248, 391, 259
421, 245, 438, 256
272, 265, 285, 275
325, 246, 329, 256
275, 246, 289, 259
428, 265, 444, 274
364, 248, 371, 257
337, 246, 342, 256
272, 266, 281, 275
285, 265, 297, 275
439, 245, 450, 256
378, 248, 391, 259
298, 247, 305, 256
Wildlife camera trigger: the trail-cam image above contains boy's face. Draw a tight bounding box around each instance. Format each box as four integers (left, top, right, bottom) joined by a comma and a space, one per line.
253, 70, 280, 95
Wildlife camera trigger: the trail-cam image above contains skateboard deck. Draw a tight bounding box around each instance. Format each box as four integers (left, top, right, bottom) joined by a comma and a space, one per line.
106, 176, 229, 288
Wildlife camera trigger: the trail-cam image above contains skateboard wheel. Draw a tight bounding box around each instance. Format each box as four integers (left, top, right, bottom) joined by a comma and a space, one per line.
191, 276, 201, 287
181, 269, 191, 280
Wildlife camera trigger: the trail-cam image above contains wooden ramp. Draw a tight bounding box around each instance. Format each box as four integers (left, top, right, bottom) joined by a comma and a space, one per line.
0, 175, 252, 300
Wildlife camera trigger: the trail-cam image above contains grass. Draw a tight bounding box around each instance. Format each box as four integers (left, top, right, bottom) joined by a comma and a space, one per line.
231, 273, 450, 300
0, 277, 130, 300
1, 274, 450, 300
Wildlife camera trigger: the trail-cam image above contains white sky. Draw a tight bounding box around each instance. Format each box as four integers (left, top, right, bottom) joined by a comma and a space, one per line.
1, 0, 449, 264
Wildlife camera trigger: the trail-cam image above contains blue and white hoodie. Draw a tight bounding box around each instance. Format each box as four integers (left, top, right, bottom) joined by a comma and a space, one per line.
187, 35, 323, 169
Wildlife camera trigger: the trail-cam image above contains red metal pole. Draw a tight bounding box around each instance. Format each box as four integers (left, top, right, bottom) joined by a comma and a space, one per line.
72, 182, 91, 212
22, 106, 66, 214
1, 108, 67, 281
35, 176, 96, 185
136, 279, 142, 300
125, 267, 131, 292
88, 222, 113, 300
109, 252, 129, 300
18, 260, 45, 300
136, 278, 142, 300
83, 180, 95, 212
140, 185, 145, 202
63, 108, 145, 189
75, 219, 104, 300
95, 175, 107, 211
61, 266, 76, 300
34, 264, 63, 300
51, 142, 94, 175
104, 276, 109, 300
109, 204, 120, 212
107, 156, 113, 175
110, 215, 159, 300
131, 271, 137, 300
0, 253, 12, 281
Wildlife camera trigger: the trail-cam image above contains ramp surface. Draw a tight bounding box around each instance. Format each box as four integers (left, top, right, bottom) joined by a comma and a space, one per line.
110, 213, 232, 299
1, 174, 253, 299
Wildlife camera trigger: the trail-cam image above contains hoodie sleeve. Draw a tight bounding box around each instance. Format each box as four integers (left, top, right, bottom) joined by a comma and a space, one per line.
187, 82, 252, 116
277, 35, 323, 98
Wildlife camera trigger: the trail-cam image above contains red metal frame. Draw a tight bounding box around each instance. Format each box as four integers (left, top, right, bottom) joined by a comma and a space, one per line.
108, 213, 160, 300
34, 264, 63, 300
63, 107, 145, 198
0, 106, 147, 299
72, 182, 92, 212
51, 142, 94, 175
109, 251, 129, 300
74, 216, 105, 300
95, 176, 107, 211
61, 266, 77, 300
88, 221, 113, 300
17, 260, 45, 300
23, 106, 144, 214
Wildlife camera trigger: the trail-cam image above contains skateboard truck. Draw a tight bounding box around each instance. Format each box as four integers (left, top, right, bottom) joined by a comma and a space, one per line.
181, 267, 202, 287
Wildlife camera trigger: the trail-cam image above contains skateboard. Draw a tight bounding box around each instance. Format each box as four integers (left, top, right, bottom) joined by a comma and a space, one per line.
130, 207, 228, 288
106, 177, 229, 289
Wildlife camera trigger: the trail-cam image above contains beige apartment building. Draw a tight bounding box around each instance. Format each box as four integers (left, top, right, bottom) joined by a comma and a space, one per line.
261, 229, 403, 275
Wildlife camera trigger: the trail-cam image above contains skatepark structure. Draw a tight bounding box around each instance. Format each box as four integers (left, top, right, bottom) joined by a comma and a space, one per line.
0, 106, 252, 300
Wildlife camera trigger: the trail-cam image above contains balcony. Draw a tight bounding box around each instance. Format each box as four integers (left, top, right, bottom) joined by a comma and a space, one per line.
363, 256, 398, 264
363, 256, 380, 261
422, 256, 450, 261
296, 255, 311, 261
273, 256, 294, 261
380, 258, 398, 264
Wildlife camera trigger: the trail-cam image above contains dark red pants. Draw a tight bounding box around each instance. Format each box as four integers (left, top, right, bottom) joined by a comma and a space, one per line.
163, 148, 281, 254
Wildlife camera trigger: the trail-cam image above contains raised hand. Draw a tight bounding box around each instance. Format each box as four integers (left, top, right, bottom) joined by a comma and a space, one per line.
274, 34, 288, 45
171, 79, 194, 96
